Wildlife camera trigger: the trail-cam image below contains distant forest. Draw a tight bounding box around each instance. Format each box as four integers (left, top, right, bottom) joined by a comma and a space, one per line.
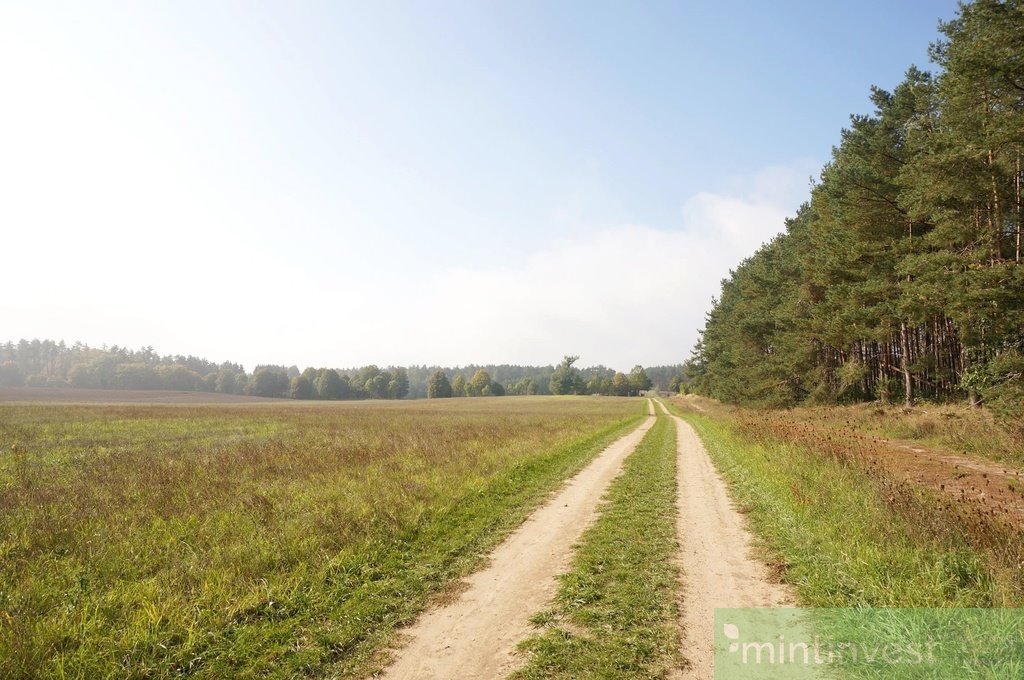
688, 0, 1023, 427
0, 339, 685, 400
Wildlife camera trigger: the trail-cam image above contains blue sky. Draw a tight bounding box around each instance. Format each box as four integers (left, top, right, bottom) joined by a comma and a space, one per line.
0, 0, 960, 371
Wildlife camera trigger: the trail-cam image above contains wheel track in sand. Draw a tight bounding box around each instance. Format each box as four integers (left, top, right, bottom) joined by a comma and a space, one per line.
377, 399, 794, 679
375, 399, 658, 679
655, 399, 794, 679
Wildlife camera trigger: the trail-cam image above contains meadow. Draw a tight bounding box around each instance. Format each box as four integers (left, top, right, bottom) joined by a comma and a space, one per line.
0, 396, 643, 678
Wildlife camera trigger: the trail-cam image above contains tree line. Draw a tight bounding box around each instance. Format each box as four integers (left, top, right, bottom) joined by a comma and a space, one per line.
0, 339, 683, 399
687, 0, 1024, 428
424, 356, 658, 398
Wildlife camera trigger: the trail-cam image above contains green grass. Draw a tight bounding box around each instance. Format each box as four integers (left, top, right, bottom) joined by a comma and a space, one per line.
665, 404, 1015, 609
0, 397, 644, 678
512, 413, 681, 679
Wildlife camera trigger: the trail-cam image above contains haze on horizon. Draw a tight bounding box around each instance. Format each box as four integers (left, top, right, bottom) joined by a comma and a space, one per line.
0, 1, 957, 372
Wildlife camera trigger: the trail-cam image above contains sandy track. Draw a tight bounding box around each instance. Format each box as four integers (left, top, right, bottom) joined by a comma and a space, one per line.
657, 401, 793, 679
376, 400, 657, 679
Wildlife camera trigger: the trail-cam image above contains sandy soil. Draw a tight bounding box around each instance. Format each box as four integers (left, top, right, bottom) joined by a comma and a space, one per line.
657, 400, 794, 679
376, 400, 657, 679
0, 387, 284, 403
881, 439, 1024, 519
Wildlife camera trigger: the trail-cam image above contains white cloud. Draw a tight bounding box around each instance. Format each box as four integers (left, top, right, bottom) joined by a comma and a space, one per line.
344, 162, 814, 370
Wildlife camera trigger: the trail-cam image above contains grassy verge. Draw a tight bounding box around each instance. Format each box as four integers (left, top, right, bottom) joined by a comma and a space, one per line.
512, 414, 681, 679
663, 402, 1020, 608
0, 397, 644, 678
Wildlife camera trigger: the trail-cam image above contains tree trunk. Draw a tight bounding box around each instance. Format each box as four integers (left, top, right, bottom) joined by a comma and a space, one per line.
900, 321, 914, 408
990, 147, 1003, 262
879, 341, 891, 405
1015, 150, 1021, 264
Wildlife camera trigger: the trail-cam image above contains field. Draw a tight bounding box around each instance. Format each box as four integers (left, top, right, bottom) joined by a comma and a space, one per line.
6, 390, 1023, 679
0, 396, 643, 678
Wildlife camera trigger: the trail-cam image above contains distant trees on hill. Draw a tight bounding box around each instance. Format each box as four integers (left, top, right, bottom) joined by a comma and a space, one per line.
689, 0, 1024, 429
0, 338, 681, 401
405, 362, 682, 398
0, 340, 242, 392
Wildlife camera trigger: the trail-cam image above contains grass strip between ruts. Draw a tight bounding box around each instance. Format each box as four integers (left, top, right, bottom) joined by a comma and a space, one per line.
513, 413, 682, 679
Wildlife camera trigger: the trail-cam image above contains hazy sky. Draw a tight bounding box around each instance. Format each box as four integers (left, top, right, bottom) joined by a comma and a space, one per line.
1, 1, 958, 371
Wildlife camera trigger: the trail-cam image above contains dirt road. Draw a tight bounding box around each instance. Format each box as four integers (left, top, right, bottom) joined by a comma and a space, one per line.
656, 400, 793, 679
377, 400, 657, 679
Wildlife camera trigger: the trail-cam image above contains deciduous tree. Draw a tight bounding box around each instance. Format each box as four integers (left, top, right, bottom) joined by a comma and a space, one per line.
550, 355, 584, 395
427, 370, 453, 398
